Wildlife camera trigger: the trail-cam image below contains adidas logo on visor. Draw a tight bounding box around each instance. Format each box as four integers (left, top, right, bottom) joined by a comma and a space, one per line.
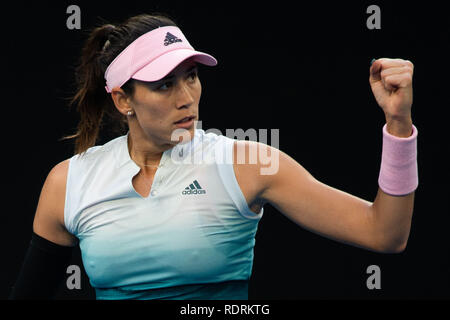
164, 32, 182, 46
182, 180, 206, 195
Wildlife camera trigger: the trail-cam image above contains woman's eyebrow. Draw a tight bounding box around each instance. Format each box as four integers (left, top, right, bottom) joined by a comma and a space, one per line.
185, 65, 198, 73
159, 65, 198, 82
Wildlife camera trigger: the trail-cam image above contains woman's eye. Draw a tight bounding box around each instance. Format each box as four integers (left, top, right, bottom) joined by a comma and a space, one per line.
156, 71, 197, 91
188, 71, 198, 81
158, 82, 172, 91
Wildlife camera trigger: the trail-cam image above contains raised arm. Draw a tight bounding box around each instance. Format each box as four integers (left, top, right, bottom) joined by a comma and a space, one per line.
234, 58, 417, 253
260, 148, 413, 253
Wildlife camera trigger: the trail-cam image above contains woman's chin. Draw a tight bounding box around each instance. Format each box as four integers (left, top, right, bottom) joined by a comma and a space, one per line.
169, 126, 195, 145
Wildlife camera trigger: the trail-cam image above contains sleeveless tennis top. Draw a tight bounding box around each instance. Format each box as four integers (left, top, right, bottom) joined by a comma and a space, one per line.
64, 129, 263, 299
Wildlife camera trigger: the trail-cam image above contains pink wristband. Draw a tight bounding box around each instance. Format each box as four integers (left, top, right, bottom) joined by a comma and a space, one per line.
378, 124, 418, 196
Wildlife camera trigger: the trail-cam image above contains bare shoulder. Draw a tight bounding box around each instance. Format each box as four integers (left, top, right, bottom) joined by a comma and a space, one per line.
232, 139, 313, 200
41, 159, 70, 205
33, 159, 77, 247
47, 159, 70, 183
232, 140, 283, 209
232, 139, 285, 180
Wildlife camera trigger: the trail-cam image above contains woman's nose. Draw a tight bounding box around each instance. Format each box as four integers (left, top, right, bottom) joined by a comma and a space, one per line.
175, 81, 195, 109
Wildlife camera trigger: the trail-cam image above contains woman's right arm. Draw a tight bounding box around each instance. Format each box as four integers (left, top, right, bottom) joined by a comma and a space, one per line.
9, 159, 78, 299
32, 159, 77, 246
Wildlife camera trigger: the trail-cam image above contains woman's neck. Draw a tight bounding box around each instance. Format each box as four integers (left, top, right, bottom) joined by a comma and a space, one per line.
127, 129, 171, 171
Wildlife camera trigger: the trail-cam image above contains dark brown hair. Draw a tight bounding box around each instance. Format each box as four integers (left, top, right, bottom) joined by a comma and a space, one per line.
65, 13, 177, 154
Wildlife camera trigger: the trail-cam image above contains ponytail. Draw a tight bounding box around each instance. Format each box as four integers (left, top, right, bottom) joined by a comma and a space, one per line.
64, 14, 177, 154
65, 24, 116, 154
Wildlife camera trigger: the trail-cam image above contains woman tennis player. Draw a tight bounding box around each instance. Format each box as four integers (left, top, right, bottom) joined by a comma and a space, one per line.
9, 13, 418, 300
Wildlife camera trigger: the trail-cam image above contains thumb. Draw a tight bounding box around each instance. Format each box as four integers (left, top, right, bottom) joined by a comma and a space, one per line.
369, 58, 382, 83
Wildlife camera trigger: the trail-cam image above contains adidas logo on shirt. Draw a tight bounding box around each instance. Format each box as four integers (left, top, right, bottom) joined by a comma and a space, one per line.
164, 32, 182, 46
182, 180, 206, 195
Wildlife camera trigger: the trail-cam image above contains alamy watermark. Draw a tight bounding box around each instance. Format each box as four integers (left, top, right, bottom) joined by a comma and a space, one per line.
66, 264, 81, 290
168, 121, 280, 175
366, 5, 381, 30
67, 5, 381, 31
66, 5, 81, 30
366, 264, 381, 290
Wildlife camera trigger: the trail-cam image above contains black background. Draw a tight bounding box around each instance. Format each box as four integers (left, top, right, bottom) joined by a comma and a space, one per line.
1, 0, 449, 301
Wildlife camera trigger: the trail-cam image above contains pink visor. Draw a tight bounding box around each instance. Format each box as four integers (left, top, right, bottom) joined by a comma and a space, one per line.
104, 26, 217, 93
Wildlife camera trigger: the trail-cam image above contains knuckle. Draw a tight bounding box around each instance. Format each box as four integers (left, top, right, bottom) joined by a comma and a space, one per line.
405, 73, 413, 82
384, 74, 394, 83
405, 63, 414, 73
400, 65, 413, 75
405, 60, 414, 68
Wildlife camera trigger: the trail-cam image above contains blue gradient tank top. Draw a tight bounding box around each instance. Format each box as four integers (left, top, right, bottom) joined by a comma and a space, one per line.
64, 129, 263, 299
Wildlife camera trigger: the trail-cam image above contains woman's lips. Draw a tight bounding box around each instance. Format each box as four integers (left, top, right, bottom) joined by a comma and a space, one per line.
174, 116, 195, 128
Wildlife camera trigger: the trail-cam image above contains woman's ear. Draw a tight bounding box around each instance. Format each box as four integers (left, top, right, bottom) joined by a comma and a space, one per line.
110, 87, 134, 116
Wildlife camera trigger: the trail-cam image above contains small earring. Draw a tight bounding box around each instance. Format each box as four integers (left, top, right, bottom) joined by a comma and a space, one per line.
127, 110, 133, 116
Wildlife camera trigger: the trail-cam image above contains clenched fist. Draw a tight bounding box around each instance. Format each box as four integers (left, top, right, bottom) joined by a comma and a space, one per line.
369, 58, 414, 137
